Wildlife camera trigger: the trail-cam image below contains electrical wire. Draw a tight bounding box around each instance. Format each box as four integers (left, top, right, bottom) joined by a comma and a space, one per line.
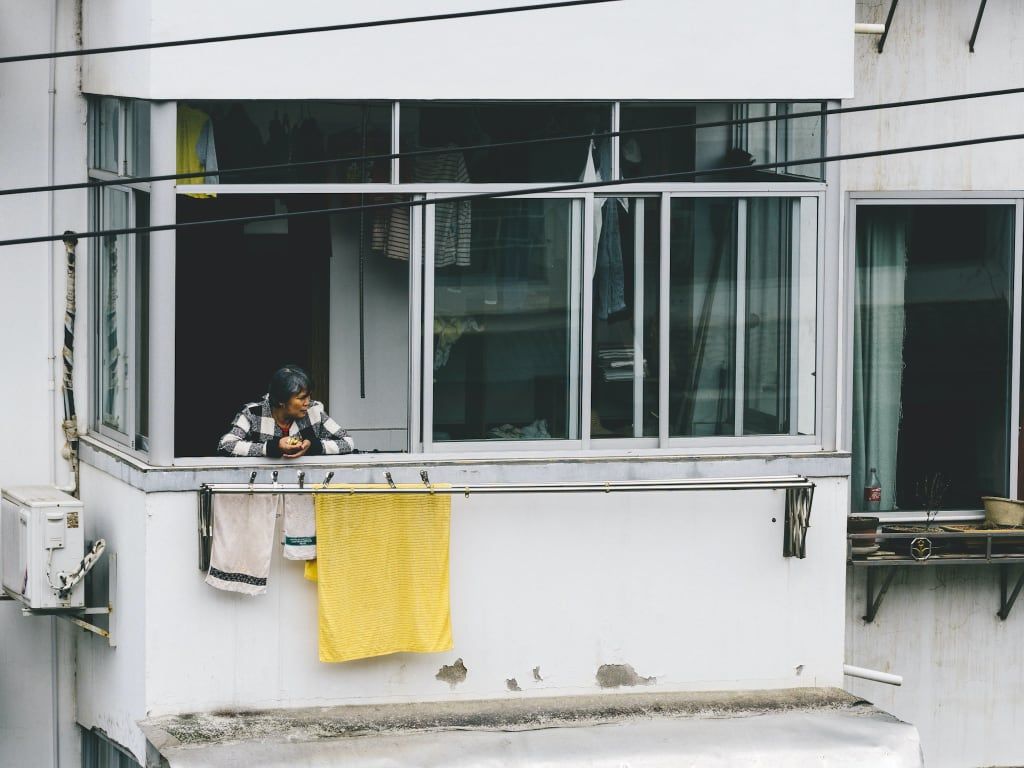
3, 130, 1024, 248
6, 85, 1024, 198
0, 0, 622, 64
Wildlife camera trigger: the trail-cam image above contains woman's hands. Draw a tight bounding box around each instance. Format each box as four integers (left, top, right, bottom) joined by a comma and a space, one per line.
278, 436, 311, 458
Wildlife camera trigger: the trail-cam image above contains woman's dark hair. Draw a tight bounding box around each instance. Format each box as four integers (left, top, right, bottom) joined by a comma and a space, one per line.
268, 365, 312, 406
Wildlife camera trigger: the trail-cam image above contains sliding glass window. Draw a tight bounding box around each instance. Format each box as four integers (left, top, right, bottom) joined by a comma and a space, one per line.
590, 196, 661, 439
668, 196, 817, 439
91, 186, 149, 449
87, 96, 152, 451
427, 196, 582, 444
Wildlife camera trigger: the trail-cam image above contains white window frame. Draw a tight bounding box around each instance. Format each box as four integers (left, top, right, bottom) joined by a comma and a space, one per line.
846, 193, 1024, 507
86, 95, 152, 457
153, 98, 832, 465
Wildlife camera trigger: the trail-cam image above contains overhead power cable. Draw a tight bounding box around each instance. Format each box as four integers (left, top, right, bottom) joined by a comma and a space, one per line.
3, 130, 1023, 248
4, 84, 1024, 198
0, 0, 622, 65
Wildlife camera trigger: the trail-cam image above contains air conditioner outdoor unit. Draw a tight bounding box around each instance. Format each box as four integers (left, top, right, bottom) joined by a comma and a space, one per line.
1, 486, 85, 610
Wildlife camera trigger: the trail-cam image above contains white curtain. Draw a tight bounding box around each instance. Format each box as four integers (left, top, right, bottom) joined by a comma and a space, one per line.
852, 207, 908, 512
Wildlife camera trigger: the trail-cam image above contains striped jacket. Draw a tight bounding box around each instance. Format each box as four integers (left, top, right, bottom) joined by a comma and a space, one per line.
217, 395, 354, 457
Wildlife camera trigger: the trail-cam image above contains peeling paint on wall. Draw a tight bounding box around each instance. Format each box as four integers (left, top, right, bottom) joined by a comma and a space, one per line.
595, 664, 656, 688
434, 658, 467, 688
505, 678, 521, 692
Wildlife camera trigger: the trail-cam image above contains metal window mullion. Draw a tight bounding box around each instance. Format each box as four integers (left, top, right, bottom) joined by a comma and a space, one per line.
580, 195, 594, 447
789, 200, 800, 435
659, 193, 671, 447
421, 196, 436, 453
735, 199, 748, 437
1011, 200, 1024, 497
611, 102, 621, 181
90, 186, 101, 436
118, 98, 128, 177
633, 199, 645, 437
391, 101, 401, 184
569, 198, 584, 442
125, 191, 136, 448
408, 195, 424, 452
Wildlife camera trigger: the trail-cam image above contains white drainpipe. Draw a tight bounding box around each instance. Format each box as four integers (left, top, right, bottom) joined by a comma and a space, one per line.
854, 23, 886, 35
844, 664, 903, 687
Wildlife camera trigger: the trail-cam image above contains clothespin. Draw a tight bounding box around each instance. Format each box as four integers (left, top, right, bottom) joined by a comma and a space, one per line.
297, 470, 305, 490
420, 470, 434, 494
248, 471, 257, 493
272, 470, 279, 488
322, 471, 334, 489
385, 471, 396, 489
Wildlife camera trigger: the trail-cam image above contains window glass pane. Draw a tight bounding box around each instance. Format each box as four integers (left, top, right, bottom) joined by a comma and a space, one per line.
179, 101, 391, 184
853, 205, 1013, 511
591, 196, 660, 438
127, 100, 150, 177
81, 727, 143, 768
669, 199, 738, 435
98, 188, 130, 434
432, 198, 579, 441
91, 97, 121, 173
621, 103, 824, 182
744, 197, 816, 435
669, 197, 815, 437
401, 103, 610, 183
134, 192, 149, 445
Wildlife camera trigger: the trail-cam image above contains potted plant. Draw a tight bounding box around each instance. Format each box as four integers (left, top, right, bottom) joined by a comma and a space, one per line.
880, 473, 949, 557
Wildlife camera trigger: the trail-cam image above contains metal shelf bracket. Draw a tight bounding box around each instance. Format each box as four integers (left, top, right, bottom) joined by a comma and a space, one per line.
998, 564, 1024, 620
863, 567, 897, 623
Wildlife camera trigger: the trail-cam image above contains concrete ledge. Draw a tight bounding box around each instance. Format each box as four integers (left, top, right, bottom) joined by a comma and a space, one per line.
79, 435, 850, 494
141, 688, 921, 767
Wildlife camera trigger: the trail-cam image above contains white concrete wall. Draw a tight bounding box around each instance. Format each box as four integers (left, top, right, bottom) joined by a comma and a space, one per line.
845, 0, 1024, 192
841, 3, 1024, 766
76, 464, 149, 763
0, 610, 78, 768
142, 477, 847, 715
83, 0, 855, 100
845, 566, 1024, 768
0, 2, 88, 767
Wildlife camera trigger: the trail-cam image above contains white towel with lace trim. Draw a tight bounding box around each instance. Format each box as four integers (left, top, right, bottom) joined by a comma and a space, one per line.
206, 493, 280, 595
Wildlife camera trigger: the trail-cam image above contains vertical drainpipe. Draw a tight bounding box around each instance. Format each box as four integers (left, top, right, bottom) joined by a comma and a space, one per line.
48, 1, 62, 766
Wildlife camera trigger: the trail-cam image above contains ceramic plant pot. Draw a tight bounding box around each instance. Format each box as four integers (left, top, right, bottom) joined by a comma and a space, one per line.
982, 497, 1024, 527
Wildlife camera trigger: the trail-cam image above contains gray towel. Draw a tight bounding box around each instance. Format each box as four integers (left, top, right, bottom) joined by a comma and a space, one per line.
283, 494, 316, 561
206, 494, 280, 595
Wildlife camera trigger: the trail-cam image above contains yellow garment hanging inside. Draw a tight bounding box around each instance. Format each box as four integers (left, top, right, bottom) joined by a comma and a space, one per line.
309, 485, 452, 663
176, 104, 215, 199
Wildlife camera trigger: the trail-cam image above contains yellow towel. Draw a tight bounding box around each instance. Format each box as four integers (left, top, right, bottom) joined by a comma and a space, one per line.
311, 485, 452, 663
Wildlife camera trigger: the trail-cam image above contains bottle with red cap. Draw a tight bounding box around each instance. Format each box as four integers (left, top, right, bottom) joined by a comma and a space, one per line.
864, 467, 882, 512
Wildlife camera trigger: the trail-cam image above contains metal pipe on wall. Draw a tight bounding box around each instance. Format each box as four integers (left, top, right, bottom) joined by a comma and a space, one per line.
843, 664, 903, 687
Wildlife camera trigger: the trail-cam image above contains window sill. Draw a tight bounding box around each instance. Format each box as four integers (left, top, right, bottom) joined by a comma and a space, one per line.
79, 434, 850, 494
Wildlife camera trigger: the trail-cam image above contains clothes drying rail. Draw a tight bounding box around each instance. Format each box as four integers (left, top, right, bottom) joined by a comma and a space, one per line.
197, 473, 815, 570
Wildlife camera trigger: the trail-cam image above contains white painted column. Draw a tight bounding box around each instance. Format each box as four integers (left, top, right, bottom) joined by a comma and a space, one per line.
148, 101, 176, 465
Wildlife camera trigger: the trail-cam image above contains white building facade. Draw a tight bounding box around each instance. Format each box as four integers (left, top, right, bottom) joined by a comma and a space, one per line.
0, 1, 1019, 766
